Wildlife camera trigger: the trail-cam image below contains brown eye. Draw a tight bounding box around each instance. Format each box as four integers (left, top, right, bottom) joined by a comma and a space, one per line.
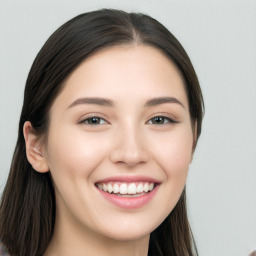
81, 117, 107, 125
147, 116, 175, 125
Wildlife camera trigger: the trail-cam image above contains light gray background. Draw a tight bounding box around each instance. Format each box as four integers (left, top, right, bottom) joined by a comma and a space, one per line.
0, 1, 255, 255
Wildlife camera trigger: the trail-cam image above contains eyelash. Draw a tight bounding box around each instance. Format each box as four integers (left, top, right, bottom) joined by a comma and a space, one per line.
79, 115, 177, 126
79, 116, 108, 125
146, 116, 177, 125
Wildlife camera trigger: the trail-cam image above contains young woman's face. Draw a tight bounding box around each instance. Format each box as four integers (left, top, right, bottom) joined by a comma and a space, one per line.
44, 45, 195, 241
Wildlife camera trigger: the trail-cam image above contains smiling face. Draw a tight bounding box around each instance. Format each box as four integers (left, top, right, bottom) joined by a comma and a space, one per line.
42, 45, 195, 243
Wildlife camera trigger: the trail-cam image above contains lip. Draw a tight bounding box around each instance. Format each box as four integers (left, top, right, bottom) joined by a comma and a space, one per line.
95, 176, 161, 209
96, 175, 161, 184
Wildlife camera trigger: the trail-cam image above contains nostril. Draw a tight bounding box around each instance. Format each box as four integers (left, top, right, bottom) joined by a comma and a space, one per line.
109, 148, 149, 167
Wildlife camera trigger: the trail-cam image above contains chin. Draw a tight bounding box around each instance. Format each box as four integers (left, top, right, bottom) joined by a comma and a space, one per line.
104, 229, 151, 242
97, 217, 162, 242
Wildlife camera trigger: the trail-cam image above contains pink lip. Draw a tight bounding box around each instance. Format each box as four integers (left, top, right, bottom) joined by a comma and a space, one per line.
96, 175, 161, 184
95, 176, 160, 209
97, 186, 159, 209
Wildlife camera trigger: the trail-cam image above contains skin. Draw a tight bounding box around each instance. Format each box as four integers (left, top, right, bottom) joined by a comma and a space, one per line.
24, 44, 196, 256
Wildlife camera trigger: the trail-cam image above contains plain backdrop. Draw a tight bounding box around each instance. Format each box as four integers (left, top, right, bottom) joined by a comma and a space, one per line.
0, 0, 255, 255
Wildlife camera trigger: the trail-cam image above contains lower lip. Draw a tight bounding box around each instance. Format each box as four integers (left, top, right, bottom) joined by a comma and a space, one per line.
96, 185, 159, 209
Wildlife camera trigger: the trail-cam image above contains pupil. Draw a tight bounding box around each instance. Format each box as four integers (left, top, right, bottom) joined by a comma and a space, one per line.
90, 118, 99, 124
154, 117, 163, 124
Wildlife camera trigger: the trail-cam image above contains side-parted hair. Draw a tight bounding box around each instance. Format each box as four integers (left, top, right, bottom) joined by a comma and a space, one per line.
0, 9, 204, 256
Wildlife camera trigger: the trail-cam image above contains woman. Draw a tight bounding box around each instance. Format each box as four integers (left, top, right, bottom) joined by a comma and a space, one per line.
0, 9, 204, 256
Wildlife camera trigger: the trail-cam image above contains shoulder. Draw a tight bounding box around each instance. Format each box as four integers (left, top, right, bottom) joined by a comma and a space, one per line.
250, 251, 256, 256
0, 242, 9, 256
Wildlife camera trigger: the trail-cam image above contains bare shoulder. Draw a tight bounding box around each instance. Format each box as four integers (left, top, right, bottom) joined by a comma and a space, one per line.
249, 250, 256, 256
0, 242, 9, 256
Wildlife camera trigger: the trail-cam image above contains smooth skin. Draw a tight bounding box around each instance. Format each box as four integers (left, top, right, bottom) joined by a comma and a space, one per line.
24, 45, 196, 256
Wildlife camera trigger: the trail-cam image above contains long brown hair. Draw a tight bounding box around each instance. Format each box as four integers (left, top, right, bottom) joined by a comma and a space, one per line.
0, 9, 204, 256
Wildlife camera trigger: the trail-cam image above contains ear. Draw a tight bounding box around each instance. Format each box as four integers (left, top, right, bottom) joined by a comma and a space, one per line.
23, 121, 49, 173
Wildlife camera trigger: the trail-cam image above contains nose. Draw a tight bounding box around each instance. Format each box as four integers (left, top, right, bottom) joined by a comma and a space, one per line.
109, 125, 149, 167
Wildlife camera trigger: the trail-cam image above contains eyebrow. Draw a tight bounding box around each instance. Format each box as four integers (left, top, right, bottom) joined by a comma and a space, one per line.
145, 97, 185, 108
67, 96, 185, 109
68, 97, 114, 109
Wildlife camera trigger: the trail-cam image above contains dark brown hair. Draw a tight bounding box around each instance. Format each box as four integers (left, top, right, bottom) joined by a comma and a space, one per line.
0, 9, 204, 256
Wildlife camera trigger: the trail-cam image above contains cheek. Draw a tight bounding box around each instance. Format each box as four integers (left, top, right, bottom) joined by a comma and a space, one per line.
150, 127, 193, 176
149, 127, 193, 210
45, 125, 109, 180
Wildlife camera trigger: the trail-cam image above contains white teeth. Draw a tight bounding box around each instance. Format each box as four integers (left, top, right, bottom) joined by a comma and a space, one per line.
120, 183, 128, 194
97, 182, 155, 195
149, 182, 154, 191
144, 183, 149, 192
113, 183, 119, 193
107, 183, 113, 193
103, 183, 108, 192
136, 183, 144, 193
127, 183, 137, 194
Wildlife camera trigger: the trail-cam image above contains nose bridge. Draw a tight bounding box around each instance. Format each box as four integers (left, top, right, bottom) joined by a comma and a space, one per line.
109, 120, 149, 166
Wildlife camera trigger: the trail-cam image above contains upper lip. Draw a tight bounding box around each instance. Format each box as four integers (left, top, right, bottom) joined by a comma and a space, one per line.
95, 175, 161, 184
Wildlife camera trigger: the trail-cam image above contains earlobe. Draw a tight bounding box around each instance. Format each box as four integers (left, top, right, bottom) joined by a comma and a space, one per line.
23, 121, 49, 173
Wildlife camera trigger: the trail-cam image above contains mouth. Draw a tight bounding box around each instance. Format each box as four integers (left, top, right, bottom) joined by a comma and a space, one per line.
96, 182, 157, 197
95, 177, 160, 209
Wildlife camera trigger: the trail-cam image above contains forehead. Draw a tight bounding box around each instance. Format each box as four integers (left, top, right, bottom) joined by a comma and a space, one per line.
51, 44, 188, 111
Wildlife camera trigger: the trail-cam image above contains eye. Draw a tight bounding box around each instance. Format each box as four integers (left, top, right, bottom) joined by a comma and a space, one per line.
147, 116, 176, 125
80, 116, 108, 125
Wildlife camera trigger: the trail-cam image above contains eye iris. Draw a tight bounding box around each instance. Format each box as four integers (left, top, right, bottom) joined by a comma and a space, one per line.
153, 117, 165, 124
88, 117, 100, 124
